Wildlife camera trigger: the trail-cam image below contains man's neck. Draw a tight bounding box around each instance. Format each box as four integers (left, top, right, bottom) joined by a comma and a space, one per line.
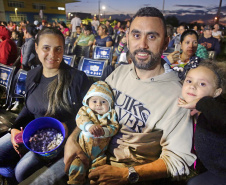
135, 62, 165, 80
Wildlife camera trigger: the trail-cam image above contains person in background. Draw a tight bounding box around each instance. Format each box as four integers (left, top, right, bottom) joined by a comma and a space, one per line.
0, 27, 90, 185
198, 25, 220, 56
1, 21, 7, 27
126, 20, 131, 31
166, 24, 175, 49
75, 26, 82, 38
11, 30, 23, 47
171, 24, 187, 46
212, 24, 222, 42
91, 15, 100, 32
7, 21, 15, 31
73, 25, 94, 47
106, 20, 114, 37
164, 29, 199, 65
94, 24, 113, 47
59, 21, 71, 46
21, 24, 39, 70
59, 21, 70, 38
113, 21, 121, 32
52, 21, 57, 28
70, 14, 81, 38
0, 25, 17, 66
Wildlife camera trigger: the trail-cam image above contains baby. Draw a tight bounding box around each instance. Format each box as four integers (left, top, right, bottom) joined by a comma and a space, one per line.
68, 81, 119, 185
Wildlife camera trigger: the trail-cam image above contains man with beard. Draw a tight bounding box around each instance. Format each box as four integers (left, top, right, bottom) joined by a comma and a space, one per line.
64, 7, 195, 185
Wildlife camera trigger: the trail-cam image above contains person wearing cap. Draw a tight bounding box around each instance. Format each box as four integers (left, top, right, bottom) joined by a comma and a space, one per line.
73, 25, 95, 47
67, 81, 119, 185
198, 25, 220, 56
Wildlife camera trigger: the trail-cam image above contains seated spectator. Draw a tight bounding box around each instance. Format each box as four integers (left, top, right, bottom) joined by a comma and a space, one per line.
212, 24, 222, 42
94, 24, 113, 47
75, 26, 81, 38
7, 21, 15, 31
21, 24, 39, 70
59, 21, 71, 46
164, 29, 199, 65
11, 30, 23, 47
0, 27, 90, 185
166, 24, 174, 48
0, 25, 17, 65
1, 21, 7, 27
73, 25, 94, 47
113, 21, 121, 32
59, 21, 70, 38
170, 24, 187, 46
198, 25, 220, 56
106, 20, 114, 37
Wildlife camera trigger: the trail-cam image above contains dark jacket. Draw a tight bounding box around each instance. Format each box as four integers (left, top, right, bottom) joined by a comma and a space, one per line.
12, 61, 90, 134
195, 96, 226, 178
198, 36, 221, 55
21, 37, 38, 70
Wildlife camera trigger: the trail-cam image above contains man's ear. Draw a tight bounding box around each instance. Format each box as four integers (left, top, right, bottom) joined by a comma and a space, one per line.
163, 36, 169, 51
214, 88, 222, 98
126, 31, 129, 48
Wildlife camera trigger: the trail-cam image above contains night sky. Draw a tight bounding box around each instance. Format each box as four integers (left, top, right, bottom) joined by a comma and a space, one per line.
66, 0, 226, 25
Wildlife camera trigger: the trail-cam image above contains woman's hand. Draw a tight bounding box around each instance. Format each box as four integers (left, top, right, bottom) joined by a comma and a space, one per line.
11, 128, 22, 154
89, 165, 128, 185
64, 127, 90, 174
167, 51, 180, 64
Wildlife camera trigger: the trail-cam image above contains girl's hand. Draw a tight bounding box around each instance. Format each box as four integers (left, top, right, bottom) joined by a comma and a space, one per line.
89, 125, 104, 137
178, 98, 200, 110
178, 98, 201, 116
11, 128, 22, 154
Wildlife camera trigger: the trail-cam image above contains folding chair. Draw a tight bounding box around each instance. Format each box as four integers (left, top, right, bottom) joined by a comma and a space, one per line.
92, 46, 113, 64
63, 55, 77, 68
78, 57, 108, 79
7, 69, 27, 110
0, 64, 16, 108
72, 45, 91, 58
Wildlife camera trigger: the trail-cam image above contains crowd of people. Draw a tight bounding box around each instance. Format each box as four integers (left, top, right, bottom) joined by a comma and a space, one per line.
0, 6, 225, 185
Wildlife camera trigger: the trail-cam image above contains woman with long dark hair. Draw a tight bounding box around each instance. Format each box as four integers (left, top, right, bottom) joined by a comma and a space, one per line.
0, 27, 90, 185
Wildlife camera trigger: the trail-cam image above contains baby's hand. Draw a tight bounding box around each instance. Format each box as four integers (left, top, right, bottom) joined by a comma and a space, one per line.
89, 125, 104, 137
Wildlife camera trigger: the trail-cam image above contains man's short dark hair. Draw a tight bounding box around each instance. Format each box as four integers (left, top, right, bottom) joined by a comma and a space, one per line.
131, 7, 167, 37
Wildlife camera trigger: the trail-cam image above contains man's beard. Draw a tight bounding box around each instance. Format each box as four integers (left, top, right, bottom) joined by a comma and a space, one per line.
129, 49, 162, 70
